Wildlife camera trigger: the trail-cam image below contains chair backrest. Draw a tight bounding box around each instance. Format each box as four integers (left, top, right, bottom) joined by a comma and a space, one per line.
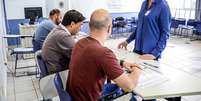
187, 19, 197, 27
39, 70, 68, 100
35, 50, 48, 78
194, 23, 201, 33
171, 18, 179, 28
54, 72, 72, 101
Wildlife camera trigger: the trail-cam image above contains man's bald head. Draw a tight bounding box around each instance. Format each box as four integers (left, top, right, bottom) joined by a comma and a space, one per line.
89, 9, 112, 31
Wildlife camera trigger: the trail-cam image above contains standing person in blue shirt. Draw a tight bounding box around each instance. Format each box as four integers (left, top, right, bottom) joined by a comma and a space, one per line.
33, 9, 61, 52
118, 0, 181, 101
118, 0, 170, 60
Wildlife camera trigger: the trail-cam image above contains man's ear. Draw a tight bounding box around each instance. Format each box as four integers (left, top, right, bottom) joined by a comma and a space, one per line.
107, 24, 112, 34
70, 22, 75, 27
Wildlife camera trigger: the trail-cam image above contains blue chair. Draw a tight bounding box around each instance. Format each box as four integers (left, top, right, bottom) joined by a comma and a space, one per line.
112, 17, 128, 36
172, 18, 186, 36
187, 19, 197, 27
54, 73, 72, 101
191, 23, 201, 40
35, 50, 49, 78
126, 17, 137, 33
171, 18, 180, 35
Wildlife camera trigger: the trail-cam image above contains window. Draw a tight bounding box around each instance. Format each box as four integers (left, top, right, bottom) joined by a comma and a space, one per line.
167, 0, 196, 19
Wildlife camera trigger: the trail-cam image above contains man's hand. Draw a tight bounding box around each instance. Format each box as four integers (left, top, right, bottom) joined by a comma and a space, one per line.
139, 54, 156, 60
123, 61, 142, 72
118, 41, 128, 50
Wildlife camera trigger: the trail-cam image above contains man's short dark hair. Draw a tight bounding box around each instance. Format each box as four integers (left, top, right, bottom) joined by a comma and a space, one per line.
49, 9, 60, 16
61, 10, 85, 26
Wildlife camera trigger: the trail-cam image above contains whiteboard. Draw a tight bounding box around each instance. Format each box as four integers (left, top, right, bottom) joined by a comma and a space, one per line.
71, 0, 143, 18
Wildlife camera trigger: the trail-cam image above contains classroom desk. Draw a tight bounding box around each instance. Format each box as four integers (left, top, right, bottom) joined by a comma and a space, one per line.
1, 34, 33, 47
0, 34, 33, 38
0, 34, 33, 65
110, 48, 201, 100
0, 34, 34, 76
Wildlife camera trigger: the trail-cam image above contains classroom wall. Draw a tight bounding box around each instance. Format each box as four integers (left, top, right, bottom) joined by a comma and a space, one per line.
5, 0, 47, 19
46, 0, 70, 16
71, 0, 108, 19
71, 0, 142, 19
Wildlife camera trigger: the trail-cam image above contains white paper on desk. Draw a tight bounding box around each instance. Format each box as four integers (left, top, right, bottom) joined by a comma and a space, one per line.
137, 69, 169, 88
109, 48, 161, 69
113, 49, 130, 59
109, 48, 169, 87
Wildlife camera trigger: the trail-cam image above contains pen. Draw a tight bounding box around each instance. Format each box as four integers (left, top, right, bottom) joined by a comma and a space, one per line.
143, 62, 159, 68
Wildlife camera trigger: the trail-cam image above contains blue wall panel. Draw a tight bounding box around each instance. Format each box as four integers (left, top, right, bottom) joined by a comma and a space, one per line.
7, 19, 30, 45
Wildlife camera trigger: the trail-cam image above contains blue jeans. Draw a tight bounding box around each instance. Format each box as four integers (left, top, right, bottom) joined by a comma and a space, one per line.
32, 39, 42, 52
101, 83, 157, 101
102, 83, 137, 101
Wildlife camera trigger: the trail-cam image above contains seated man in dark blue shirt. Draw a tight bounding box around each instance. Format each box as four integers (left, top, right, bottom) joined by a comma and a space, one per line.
33, 9, 61, 52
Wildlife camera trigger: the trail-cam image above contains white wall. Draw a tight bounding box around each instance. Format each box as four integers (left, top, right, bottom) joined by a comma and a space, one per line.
5, 0, 143, 20
71, 0, 108, 19
5, 0, 47, 19
46, 0, 70, 17
71, 0, 143, 19
0, 0, 7, 100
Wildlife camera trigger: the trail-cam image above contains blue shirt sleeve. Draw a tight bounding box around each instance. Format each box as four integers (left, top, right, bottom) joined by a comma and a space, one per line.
126, 28, 136, 43
151, 5, 171, 57
126, 1, 146, 44
43, 21, 56, 32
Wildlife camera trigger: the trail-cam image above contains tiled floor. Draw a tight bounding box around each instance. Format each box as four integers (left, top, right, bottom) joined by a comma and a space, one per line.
6, 35, 201, 101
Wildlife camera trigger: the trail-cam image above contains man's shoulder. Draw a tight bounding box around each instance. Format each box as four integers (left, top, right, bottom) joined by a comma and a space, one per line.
41, 19, 53, 24
39, 20, 55, 27
52, 26, 70, 36
85, 40, 111, 54
47, 27, 73, 46
77, 37, 109, 51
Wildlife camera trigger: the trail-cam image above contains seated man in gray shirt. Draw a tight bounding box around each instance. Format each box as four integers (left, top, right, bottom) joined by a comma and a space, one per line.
42, 10, 85, 74
33, 9, 61, 52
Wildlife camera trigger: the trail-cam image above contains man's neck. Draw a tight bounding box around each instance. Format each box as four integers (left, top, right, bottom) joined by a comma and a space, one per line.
90, 32, 107, 46
60, 24, 71, 35
147, 0, 153, 9
66, 26, 72, 34
49, 17, 55, 23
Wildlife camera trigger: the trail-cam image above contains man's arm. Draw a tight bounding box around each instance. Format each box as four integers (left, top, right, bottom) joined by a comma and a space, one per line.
126, 28, 137, 44
113, 61, 141, 92
57, 34, 75, 58
101, 49, 141, 92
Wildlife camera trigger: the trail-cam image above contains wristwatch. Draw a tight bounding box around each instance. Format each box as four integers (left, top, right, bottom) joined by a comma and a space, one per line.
120, 60, 125, 66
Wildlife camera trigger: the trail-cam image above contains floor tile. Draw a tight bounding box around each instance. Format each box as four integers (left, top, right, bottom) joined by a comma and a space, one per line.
15, 90, 37, 101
